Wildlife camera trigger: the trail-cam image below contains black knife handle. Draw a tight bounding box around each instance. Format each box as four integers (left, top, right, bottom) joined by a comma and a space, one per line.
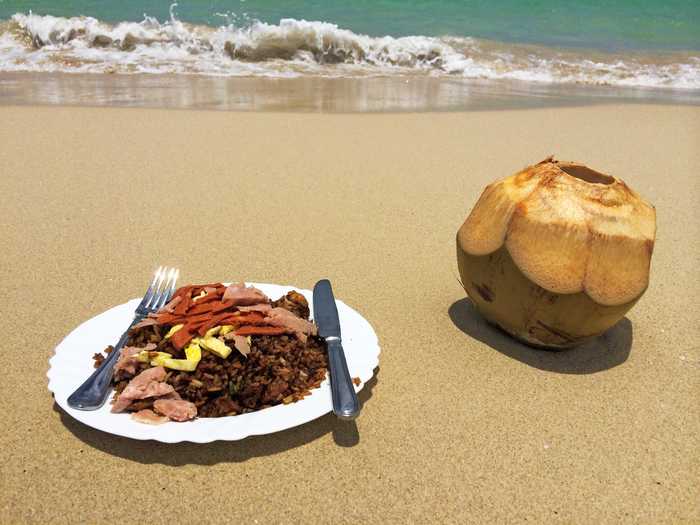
326, 338, 360, 420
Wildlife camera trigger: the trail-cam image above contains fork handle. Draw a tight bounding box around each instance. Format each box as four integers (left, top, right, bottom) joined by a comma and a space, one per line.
67, 316, 142, 410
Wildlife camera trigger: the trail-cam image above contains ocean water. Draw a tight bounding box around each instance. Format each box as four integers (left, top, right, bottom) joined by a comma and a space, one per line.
2, 1, 699, 51
0, 1, 698, 97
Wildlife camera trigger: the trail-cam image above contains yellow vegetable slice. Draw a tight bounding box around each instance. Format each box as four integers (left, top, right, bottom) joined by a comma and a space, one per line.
219, 325, 234, 336
192, 290, 207, 302
164, 324, 184, 339
160, 342, 201, 371
204, 325, 222, 338
185, 343, 202, 362
135, 350, 173, 363
161, 358, 198, 372
150, 352, 173, 366
199, 336, 232, 359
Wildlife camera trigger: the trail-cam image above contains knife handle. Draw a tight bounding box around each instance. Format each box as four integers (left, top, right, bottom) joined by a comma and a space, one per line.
326, 338, 360, 420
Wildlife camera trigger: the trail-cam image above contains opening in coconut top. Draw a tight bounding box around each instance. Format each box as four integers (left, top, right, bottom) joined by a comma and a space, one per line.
558, 163, 615, 185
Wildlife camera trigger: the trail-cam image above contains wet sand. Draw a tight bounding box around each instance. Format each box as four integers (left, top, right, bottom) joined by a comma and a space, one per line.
0, 103, 698, 523
1, 71, 699, 112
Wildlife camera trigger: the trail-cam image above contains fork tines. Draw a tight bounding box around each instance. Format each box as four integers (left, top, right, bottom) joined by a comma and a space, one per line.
141, 266, 180, 312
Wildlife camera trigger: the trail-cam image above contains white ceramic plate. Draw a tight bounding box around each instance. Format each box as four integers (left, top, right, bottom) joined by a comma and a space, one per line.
48, 282, 380, 443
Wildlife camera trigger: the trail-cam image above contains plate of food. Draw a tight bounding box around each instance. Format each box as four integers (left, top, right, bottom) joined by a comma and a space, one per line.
48, 281, 380, 442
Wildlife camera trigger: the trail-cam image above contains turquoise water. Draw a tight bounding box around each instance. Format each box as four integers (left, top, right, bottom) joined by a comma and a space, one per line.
1, 0, 699, 52
0, 1, 698, 90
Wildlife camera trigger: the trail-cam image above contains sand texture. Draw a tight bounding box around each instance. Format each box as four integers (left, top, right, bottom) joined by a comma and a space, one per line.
1, 104, 698, 523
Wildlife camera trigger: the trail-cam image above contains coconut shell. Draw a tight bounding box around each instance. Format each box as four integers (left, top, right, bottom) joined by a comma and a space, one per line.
457, 157, 656, 348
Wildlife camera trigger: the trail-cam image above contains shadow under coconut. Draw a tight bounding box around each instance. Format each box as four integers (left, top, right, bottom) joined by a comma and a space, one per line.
52, 370, 378, 465
448, 298, 632, 374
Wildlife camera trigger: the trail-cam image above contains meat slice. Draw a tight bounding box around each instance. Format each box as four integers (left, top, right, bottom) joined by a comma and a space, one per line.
160, 390, 182, 401
132, 317, 159, 330
111, 366, 174, 413
264, 307, 318, 343
140, 381, 176, 399
222, 283, 269, 306
237, 304, 272, 314
114, 344, 154, 376
223, 333, 251, 356
131, 409, 169, 425
112, 396, 134, 414
153, 399, 197, 422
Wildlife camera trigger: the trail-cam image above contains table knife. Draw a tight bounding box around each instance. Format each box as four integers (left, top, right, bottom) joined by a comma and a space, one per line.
313, 279, 360, 420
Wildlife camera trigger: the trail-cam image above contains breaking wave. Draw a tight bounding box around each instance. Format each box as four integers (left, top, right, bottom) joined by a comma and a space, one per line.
1, 11, 699, 89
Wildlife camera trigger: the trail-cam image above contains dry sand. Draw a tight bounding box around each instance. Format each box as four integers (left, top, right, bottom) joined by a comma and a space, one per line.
0, 104, 698, 523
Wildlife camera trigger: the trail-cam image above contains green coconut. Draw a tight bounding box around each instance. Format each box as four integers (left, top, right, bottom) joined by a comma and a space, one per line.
456, 157, 656, 349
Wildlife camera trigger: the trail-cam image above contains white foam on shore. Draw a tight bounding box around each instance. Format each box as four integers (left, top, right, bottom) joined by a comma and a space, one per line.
1, 12, 699, 89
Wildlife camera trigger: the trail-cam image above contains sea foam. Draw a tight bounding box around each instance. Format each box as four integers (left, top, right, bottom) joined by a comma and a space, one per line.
1, 12, 698, 89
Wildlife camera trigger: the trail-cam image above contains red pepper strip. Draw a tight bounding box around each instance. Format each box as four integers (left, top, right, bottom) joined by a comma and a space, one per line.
173, 291, 192, 316
184, 312, 237, 331
182, 313, 263, 336
191, 283, 224, 297
197, 320, 220, 337
196, 313, 235, 337
235, 325, 287, 336
183, 323, 207, 336
181, 311, 215, 323
200, 282, 225, 290
186, 301, 221, 316
170, 325, 194, 350
209, 300, 237, 313
186, 298, 234, 316
154, 313, 186, 325
179, 310, 263, 328
170, 285, 191, 300
218, 312, 266, 326
191, 292, 222, 306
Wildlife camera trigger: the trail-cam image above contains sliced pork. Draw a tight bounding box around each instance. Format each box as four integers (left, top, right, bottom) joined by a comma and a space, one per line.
153, 399, 197, 422
132, 317, 159, 330
114, 344, 155, 376
111, 366, 175, 413
131, 409, 169, 425
222, 283, 270, 306
264, 307, 317, 343
237, 303, 272, 314
223, 333, 251, 356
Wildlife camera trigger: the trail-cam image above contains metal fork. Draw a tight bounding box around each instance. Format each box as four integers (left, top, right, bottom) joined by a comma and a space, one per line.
67, 266, 180, 410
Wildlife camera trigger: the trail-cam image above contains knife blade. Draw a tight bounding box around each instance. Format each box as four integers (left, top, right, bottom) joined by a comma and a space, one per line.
313, 279, 360, 420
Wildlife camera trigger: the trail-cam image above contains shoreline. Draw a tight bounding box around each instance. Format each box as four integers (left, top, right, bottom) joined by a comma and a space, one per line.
2, 71, 699, 112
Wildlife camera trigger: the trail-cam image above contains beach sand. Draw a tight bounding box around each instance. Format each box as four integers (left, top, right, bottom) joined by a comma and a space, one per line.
1, 103, 698, 523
